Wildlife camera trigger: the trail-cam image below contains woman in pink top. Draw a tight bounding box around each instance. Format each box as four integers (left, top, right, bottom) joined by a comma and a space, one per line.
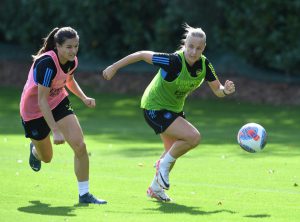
20, 27, 106, 204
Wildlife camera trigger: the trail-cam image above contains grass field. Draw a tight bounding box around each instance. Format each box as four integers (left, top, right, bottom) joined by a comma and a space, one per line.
0, 86, 299, 222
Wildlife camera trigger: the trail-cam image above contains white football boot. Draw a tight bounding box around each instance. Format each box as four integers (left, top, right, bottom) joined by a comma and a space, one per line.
147, 186, 171, 202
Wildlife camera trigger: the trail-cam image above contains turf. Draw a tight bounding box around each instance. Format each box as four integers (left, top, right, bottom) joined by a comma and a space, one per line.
0, 86, 299, 222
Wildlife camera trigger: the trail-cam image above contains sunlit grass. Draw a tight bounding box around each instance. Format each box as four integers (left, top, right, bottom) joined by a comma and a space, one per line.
0, 86, 299, 222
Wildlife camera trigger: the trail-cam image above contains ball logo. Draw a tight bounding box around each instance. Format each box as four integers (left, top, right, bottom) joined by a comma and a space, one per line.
239, 127, 260, 141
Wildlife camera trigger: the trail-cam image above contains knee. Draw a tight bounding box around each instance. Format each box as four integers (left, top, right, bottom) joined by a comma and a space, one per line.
72, 141, 87, 157
41, 153, 53, 163
186, 131, 201, 148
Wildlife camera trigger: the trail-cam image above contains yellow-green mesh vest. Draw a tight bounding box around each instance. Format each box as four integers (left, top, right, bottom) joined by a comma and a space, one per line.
141, 51, 207, 112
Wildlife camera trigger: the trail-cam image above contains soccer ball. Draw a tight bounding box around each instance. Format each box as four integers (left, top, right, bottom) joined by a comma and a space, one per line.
237, 123, 267, 153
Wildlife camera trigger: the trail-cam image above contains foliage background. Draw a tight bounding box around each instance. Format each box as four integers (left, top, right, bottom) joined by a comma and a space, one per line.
1, 0, 299, 78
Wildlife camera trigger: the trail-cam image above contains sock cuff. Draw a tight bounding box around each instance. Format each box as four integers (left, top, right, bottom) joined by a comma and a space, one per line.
164, 152, 176, 162
78, 181, 89, 186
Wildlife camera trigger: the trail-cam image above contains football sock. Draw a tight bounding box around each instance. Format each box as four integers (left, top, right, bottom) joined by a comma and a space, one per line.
160, 152, 176, 171
78, 181, 89, 196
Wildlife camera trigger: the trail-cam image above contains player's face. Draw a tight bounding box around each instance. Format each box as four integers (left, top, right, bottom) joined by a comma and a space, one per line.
57, 37, 79, 64
184, 35, 205, 66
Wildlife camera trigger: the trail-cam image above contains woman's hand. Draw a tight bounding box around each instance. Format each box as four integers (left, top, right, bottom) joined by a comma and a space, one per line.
223, 80, 235, 95
53, 129, 65, 145
103, 65, 117, 80
83, 97, 96, 108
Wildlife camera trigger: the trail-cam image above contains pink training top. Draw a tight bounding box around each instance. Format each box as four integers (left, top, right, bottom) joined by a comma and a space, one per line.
20, 50, 78, 121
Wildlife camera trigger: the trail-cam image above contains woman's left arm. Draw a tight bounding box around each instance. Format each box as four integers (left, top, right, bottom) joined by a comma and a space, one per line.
66, 74, 96, 108
207, 79, 235, 98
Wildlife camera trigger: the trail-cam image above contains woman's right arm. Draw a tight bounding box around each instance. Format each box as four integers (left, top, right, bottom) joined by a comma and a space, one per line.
38, 84, 65, 144
103, 51, 154, 80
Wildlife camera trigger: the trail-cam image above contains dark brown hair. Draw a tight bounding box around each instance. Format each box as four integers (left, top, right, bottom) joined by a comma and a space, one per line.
32, 27, 79, 60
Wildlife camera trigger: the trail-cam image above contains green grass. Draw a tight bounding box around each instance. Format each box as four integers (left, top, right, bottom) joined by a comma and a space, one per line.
1, 86, 300, 222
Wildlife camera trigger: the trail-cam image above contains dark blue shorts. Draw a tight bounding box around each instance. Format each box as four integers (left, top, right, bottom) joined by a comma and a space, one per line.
21, 97, 74, 140
143, 109, 185, 134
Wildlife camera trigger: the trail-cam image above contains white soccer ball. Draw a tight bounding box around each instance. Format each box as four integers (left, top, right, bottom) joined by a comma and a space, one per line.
237, 123, 267, 153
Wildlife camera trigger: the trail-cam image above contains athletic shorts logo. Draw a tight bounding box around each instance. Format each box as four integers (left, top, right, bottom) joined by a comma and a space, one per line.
31, 129, 38, 136
164, 112, 172, 119
148, 110, 157, 119
66, 104, 74, 112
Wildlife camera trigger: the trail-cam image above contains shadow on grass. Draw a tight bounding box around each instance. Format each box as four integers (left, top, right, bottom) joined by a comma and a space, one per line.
145, 202, 236, 215
17, 200, 76, 216
244, 214, 271, 218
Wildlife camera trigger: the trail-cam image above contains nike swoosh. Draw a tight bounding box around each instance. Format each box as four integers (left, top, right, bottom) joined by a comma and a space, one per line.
159, 172, 170, 188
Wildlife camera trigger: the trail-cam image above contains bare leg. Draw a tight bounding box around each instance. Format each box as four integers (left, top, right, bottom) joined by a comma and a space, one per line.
53, 114, 106, 204
30, 134, 53, 163
162, 117, 201, 158
57, 114, 88, 181
155, 117, 201, 189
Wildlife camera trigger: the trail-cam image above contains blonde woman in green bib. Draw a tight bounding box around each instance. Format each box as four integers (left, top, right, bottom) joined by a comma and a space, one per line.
103, 23, 235, 202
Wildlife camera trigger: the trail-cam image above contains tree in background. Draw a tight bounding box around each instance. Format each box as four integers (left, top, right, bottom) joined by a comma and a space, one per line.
216, 0, 300, 76
0, 0, 299, 77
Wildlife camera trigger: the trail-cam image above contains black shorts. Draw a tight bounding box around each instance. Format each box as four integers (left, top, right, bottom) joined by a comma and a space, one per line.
21, 97, 74, 140
143, 109, 185, 134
